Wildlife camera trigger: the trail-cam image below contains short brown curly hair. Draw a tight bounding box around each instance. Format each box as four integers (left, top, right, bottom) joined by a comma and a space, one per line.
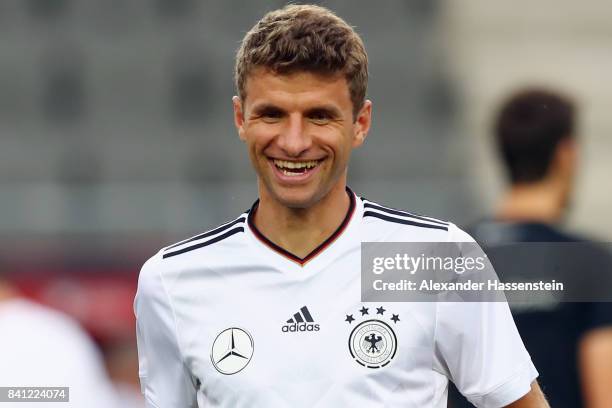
235, 4, 368, 118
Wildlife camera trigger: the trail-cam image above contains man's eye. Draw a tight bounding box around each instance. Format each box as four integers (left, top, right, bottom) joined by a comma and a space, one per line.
309, 113, 331, 124
261, 111, 283, 122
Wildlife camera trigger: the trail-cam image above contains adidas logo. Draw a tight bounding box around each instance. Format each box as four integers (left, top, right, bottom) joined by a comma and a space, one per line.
281, 306, 320, 333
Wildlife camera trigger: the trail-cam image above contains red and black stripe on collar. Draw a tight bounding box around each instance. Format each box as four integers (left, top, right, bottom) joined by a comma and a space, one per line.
248, 187, 356, 266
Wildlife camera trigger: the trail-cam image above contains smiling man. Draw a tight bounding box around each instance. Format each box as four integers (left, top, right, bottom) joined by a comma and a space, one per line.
134, 5, 549, 407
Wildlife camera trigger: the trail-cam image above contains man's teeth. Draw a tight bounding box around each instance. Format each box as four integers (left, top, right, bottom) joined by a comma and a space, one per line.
273, 159, 320, 170
272, 159, 321, 177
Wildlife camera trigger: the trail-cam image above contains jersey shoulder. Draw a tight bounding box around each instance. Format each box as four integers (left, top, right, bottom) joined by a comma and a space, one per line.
160, 211, 249, 260
137, 212, 248, 302
359, 196, 470, 242
137, 211, 249, 292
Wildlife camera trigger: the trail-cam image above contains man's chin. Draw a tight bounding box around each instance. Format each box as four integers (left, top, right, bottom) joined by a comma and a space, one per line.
267, 185, 323, 209
274, 193, 318, 210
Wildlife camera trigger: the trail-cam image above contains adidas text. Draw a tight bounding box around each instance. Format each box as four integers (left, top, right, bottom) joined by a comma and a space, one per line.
281, 323, 320, 333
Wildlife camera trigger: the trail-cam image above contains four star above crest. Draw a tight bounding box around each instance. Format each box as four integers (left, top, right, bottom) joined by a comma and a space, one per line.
345, 306, 399, 324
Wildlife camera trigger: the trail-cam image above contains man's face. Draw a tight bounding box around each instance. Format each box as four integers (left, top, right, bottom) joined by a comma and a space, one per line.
233, 69, 371, 208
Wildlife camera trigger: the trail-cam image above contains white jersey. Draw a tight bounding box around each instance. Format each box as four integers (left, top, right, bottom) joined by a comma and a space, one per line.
0, 298, 119, 408
135, 189, 537, 408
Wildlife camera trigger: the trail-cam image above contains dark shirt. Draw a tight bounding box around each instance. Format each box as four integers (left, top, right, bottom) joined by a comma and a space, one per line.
448, 219, 612, 408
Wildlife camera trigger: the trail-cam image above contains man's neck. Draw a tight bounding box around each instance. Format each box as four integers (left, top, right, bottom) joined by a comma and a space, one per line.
254, 183, 351, 259
496, 181, 564, 224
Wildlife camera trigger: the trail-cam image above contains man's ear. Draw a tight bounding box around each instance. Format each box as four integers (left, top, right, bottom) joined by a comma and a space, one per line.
232, 96, 246, 141
552, 137, 577, 177
352, 99, 372, 148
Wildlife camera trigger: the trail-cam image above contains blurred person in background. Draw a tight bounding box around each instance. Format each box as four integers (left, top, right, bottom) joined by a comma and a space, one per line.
0, 271, 119, 407
449, 89, 612, 408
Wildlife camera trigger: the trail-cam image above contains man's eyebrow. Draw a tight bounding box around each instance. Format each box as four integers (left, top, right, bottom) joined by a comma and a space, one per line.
250, 103, 285, 116
249, 103, 343, 118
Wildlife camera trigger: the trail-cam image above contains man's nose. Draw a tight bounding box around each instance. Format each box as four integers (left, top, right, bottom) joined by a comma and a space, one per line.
276, 114, 312, 157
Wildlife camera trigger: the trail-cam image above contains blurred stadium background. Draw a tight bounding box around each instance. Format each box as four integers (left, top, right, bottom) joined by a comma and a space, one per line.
1, 0, 611, 405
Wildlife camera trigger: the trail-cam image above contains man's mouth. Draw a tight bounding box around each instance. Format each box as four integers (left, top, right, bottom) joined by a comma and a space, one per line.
272, 159, 323, 177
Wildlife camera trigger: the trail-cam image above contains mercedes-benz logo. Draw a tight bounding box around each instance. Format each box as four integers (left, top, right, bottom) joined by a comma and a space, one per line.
211, 327, 254, 375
